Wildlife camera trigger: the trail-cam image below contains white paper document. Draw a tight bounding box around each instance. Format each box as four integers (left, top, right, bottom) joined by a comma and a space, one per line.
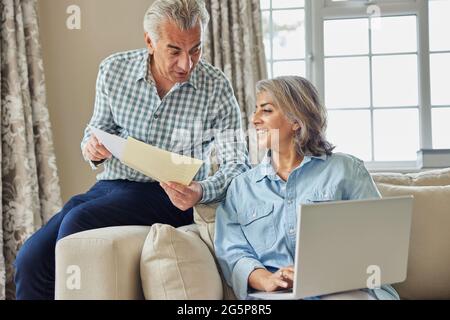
90, 126, 204, 186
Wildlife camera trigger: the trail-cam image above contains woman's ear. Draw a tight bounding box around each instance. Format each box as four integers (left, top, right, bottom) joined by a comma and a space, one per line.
292, 122, 301, 132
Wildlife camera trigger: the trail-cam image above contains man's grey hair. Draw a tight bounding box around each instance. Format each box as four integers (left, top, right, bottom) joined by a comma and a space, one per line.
143, 0, 210, 43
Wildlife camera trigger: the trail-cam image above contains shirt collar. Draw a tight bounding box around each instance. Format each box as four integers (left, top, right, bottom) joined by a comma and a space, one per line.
135, 53, 149, 82
253, 151, 328, 183
135, 53, 199, 91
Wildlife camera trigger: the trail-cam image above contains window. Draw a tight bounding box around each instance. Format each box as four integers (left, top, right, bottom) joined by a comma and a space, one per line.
259, 0, 450, 169
429, 0, 450, 149
261, 0, 307, 78
325, 15, 420, 163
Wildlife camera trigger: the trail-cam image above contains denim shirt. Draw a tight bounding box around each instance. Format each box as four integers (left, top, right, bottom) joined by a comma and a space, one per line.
214, 152, 396, 300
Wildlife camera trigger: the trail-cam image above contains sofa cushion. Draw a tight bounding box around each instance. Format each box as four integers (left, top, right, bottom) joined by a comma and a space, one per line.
140, 223, 223, 300
372, 167, 450, 186
376, 183, 450, 300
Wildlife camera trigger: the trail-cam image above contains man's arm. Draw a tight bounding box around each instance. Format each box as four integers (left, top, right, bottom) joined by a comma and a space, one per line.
161, 78, 250, 209
198, 78, 250, 203
81, 62, 117, 169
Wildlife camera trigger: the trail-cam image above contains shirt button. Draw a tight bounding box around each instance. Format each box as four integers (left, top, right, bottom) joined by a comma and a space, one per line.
289, 228, 295, 234
287, 200, 293, 205
153, 114, 159, 120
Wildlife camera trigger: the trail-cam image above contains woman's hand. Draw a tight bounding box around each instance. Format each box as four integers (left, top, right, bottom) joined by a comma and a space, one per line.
273, 266, 295, 290
249, 266, 295, 292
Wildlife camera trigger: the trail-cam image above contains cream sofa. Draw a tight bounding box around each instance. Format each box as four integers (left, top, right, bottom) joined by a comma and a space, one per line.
55, 168, 450, 300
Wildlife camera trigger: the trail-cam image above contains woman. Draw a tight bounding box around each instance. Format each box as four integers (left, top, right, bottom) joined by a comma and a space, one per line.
214, 76, 400, 300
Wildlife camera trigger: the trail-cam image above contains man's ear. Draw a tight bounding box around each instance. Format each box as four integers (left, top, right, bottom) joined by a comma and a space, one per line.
292, 122, 301, 132
144, 33, 155, 54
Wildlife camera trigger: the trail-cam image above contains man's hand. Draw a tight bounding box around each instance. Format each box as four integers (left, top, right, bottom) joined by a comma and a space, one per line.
160, 181, 203, 211
83, 134, 112, 162
249, 266, 295, 292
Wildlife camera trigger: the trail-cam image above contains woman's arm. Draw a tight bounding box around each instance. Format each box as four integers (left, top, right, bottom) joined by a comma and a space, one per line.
214, 179, 266, 300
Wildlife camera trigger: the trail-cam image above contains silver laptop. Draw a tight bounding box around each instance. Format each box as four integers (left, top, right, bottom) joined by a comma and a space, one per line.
249, 196, 413, 300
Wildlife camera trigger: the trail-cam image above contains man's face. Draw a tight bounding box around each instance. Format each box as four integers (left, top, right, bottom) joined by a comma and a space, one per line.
145, 20, 202, 85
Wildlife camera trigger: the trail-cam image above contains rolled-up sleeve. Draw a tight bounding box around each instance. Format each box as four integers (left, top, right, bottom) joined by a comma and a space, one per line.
80, 62, 118, 170
214, 179, 265, 300
346, 160, 381, 200
198, 79, 250, 203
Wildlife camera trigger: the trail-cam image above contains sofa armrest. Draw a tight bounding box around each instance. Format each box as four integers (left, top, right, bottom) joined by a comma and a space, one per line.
55, 226, 151, 300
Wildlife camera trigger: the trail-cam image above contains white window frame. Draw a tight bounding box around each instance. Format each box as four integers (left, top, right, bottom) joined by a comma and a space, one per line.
428, 0, 450, 150
309, 0, 432, 171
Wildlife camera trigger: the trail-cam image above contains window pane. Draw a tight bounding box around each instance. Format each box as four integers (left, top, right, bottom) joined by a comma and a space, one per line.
267, 61, 272, 78
327, 110, 372, 161
325, 57, 370, 109
371, 16, 417, 54
260, 0, 271, 10
372, 55, 418, 107
429, 0, 450, 51
432, 108, 450, 149
324, 18, 369, 56
272, 0, 305, 8
262, 11, 271, 61
272, 10, 305, 60
430, 53, 450, 106
273, 60, 305, 77
374, 109, 419, 161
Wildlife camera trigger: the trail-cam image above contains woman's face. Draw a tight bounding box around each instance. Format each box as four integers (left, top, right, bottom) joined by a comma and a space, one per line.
253, 91, 299, 152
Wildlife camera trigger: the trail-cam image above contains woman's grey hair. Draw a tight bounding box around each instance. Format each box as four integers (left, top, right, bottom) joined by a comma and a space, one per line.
143, 0, 210, 43
256, 76, 335, 157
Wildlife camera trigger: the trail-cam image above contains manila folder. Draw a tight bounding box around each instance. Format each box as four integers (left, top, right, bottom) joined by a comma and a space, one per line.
121, 137, 204, 186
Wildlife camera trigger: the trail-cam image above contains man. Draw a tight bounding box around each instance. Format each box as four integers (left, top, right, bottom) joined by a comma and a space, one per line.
14, 0, 249, 300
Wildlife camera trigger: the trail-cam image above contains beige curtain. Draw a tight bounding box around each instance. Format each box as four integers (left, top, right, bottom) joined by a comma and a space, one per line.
203, 0, 267, 131
0, 0, 62, 300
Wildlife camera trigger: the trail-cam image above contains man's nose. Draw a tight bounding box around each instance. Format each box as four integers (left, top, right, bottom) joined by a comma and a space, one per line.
178, 53, 193, 72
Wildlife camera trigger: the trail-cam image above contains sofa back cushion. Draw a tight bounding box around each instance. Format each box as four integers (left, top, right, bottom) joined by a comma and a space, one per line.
372, 168, 450, 186
194, 204, 237, 300
140, 223, 223, 300
376, 183, 450, 300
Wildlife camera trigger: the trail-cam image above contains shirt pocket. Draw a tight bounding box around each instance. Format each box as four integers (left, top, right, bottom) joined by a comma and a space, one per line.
238, 203, 276, 253
306, 187, 342, 203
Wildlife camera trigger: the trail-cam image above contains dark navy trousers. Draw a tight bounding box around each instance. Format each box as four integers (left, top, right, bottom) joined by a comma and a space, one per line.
14, 180, 193, 300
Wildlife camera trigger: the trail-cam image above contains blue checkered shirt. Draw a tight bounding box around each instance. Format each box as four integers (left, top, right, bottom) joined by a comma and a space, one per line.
81, 49, 250, 203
